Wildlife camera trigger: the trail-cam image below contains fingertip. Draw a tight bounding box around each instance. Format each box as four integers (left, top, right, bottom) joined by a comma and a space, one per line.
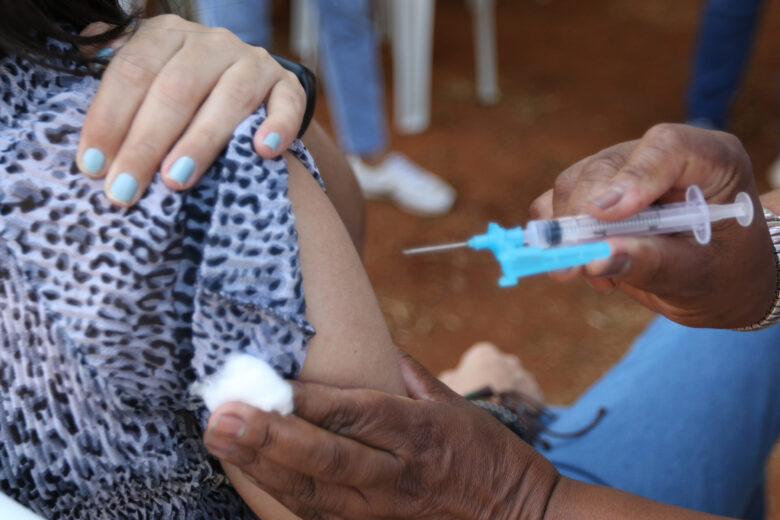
105, 172, 140, 207
78, 147, 107, 178
163, 155, 197, 189
548, 265, 583, 283
584, 276, 617, 294
254, 130, 287, 158
583, 245, 631, 278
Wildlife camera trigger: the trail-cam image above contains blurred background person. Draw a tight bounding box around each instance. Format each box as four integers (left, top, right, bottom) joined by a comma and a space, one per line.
685, 0, 780, 187
196, 0, 456, 216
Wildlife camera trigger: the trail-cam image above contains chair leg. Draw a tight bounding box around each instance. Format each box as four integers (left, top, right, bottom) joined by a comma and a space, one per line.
291, 0, 319, 71
392, 0, 435, 134
470, 0, 500, 104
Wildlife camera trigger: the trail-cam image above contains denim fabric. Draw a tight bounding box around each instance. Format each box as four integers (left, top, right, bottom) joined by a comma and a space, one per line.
686, 0, 766, 129
196, 0, 273, 47
197, 0, 387, 155
543, 317, 780, 519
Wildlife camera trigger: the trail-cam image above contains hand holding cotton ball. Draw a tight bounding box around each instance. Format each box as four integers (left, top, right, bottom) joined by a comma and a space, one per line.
193, 354, 294, 415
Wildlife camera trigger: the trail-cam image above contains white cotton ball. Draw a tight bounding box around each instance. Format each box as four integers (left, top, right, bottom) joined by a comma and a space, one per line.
193, 354, 294, 415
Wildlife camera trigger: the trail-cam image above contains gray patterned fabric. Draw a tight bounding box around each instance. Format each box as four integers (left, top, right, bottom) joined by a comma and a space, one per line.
0, 47, 320, 519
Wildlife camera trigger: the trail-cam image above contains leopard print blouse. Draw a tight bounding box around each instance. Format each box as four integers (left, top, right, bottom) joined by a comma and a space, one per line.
0, 48, 320, 519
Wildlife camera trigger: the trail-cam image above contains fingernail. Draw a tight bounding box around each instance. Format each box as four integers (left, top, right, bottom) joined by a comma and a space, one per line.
81, 148, 105, 176
109, 173, 138, 203
95, 47, 115, 60
167, 156, 195, 185
600, 252, 631, 277
589, 186, 624, 210
212, 414, 246, 440
263, 132, 281, 152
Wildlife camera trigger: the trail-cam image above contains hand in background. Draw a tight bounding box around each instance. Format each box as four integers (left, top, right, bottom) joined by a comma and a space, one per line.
78, 15, 305, 206
203, 352, 559, 520
530, 123, 774, 329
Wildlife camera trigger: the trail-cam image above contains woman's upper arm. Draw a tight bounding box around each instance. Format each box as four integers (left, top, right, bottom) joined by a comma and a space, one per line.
285, 151, 404, 396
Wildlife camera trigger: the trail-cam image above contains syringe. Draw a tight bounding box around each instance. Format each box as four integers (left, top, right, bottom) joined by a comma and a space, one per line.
405, 185, 754, 255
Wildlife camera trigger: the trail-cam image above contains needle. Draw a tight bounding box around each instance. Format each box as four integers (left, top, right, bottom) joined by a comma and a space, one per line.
403, 242, 469, 255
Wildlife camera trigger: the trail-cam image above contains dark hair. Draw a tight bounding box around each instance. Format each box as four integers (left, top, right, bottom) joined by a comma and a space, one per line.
0, 0, 136, 69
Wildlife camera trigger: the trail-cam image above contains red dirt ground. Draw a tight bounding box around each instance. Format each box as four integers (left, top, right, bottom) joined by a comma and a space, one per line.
283, 0, 780, 516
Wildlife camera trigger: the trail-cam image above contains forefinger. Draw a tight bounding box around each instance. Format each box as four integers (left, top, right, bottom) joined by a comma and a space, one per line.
76, 16, 186, 178
553, 141, 635, 217
206, 402, 401, 488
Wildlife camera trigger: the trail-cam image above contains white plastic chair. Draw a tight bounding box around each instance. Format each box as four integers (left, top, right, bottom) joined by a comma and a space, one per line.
290, 0, 319, 71
290, 0, 499, 134
469, 0, 500, 105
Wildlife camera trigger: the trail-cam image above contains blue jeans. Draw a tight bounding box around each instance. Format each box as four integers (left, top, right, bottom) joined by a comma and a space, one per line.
686, 0, 766, 129
196, 0, 387, 156
542, 317, 780, 519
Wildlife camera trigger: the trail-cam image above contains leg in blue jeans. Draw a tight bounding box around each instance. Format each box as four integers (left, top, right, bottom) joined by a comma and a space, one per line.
195, 0, 272, 48
316, 0, 387, 157
196, 0, 387, 157
541, 317, 780, 519
686, 0, 765, 129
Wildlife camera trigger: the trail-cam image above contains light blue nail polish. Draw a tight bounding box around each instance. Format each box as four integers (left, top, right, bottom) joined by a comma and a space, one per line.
81, 148, 105, 175
95, 47, 115, 60
263, 132, 281, 153
109, 173, 138, 203
167, 156, 195, 185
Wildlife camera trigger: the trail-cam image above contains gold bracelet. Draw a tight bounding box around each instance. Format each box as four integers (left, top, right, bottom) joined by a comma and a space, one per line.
734, 208, 780, 331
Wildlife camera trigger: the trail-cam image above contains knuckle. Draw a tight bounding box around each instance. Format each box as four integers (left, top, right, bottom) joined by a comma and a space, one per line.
154, 72, 203, 110
644, 123, 681, 149
579, 154, 622, 181
281, 74, 306, 105
529, 190, 552, 219
206, 26, 241, 48
252, 46, 272, 63
283, 70, 302, 88
154, 14, 185, 29
719, 131, 742, 151
271, 89, 306, 123
188, 124, 223, 151
223, 77, 261, 112
242, 453, 266, 479
407, 413, 445, 453
315, 442, 350, 478
302, 510, 326, 520
291, 473, 318, 503
397, 460, 426, 502
554, 163, 582, 193
320, 394, 366, 435
130, 138, 161, 159
112, 53, 158, 88
255, 421, 279, 452
617, 163, 648, 182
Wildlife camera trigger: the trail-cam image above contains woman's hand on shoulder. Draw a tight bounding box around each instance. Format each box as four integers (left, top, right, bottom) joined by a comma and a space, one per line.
530, 123, 775, 329
77, 15, 305, 206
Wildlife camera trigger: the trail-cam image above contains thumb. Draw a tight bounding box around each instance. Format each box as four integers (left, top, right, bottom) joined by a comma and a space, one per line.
586, 124, 695, 221
398, 350, 461, 404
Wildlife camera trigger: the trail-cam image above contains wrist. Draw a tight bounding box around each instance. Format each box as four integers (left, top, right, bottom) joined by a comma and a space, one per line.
734, 208, 780, 330
499, 447, 561, 520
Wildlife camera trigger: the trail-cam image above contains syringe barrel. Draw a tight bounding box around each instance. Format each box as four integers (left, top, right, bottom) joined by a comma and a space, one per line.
524, 201, 705, 248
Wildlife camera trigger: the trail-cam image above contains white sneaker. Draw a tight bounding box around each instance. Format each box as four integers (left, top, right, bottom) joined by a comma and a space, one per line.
769, 156, 780, 189
347, 153, 456, 216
